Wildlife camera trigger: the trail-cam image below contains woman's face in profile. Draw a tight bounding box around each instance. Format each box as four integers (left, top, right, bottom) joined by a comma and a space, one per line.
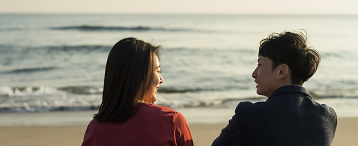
143, 56, 164, 103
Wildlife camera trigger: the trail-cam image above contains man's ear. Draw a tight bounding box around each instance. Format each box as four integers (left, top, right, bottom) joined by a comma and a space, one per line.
277, 64, 289, 80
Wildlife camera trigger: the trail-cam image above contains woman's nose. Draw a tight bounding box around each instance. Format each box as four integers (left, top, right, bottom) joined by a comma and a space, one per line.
160, 75, 164, 84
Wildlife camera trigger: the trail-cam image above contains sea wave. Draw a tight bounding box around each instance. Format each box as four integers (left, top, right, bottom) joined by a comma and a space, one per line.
1, 86, 358, 113
51, 25, 195, 32
58, 86, 103, 94
0, 45, 111, 54
0, 86, 261, 112
0, 27, 27, 31
0, 86, 102, 97
0, 86, 102, 112
0, 86, 65, 97
1, 67, 57, 74
158, 87, 209, 93
157, 86, 250, 93
0, 86, 227, 96
0, 104, 100, 112
157, 96, 266, 109
46, 45, 111, 52
310, 90, 358, 99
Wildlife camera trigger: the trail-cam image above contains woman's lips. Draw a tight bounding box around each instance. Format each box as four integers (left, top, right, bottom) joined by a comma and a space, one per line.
156, 86, 159, 93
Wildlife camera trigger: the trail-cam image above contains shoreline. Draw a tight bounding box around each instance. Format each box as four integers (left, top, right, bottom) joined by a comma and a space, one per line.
1, 104, 358, 126
0, 108, 238, 126
0, 118, 356, 146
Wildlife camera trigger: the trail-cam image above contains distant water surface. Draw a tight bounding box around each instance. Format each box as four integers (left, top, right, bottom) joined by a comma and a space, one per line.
0, 14, 358, 112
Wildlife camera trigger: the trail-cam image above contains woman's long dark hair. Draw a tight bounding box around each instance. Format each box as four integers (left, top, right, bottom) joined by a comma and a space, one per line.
94, 37, 160, 124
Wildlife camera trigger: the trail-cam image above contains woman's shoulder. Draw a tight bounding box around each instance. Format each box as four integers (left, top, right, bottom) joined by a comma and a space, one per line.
140, 102, 178, 113
140, 103, 188, 124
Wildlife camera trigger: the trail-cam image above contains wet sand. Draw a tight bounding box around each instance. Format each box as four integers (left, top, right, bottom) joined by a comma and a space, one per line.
0, 117, 356, 146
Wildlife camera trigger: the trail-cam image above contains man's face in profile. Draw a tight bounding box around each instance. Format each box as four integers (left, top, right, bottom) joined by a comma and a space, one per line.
252, 56, 279, 97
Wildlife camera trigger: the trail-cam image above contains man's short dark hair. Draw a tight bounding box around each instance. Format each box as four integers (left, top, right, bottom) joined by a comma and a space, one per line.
259, 31, 320, 85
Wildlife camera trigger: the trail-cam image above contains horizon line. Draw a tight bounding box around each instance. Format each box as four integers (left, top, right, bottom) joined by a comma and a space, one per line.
1, 12, 358, 16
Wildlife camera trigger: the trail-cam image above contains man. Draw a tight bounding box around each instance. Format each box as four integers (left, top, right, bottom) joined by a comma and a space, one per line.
212, 31, 337, 146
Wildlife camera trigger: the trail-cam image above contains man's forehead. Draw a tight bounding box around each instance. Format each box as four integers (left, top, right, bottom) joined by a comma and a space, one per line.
258, 56, 273, 63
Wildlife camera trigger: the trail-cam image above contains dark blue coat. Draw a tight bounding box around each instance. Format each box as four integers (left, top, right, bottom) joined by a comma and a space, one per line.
212, 85, 337, 146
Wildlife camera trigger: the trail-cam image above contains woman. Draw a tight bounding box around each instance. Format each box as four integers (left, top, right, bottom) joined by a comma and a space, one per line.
82, 38, 194, 146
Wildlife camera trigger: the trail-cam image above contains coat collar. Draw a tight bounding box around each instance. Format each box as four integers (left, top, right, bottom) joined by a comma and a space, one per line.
268, 85, 311, 99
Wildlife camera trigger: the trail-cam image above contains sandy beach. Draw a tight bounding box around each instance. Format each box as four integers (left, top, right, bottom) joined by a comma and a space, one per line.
0, 117, 356, 146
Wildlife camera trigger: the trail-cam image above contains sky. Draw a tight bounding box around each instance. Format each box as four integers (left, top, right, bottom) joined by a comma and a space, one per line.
0, 0, 358, 14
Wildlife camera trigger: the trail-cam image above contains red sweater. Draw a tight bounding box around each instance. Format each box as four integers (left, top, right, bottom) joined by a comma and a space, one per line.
82, 103, 194, 146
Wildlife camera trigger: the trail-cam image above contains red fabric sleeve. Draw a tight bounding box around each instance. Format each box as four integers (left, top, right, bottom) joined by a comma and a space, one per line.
82, 122, 90, 146
173, 112, 194, 146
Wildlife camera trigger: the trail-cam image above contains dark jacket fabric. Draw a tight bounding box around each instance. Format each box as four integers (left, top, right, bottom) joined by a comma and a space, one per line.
212, 85, 337, 146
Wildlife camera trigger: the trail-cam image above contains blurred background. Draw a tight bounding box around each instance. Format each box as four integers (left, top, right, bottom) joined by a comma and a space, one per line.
1, 1, 358, 145
0, 0, 358, 117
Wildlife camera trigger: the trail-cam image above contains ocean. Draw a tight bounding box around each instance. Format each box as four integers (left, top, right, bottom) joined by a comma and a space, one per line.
1, 14, 358, 115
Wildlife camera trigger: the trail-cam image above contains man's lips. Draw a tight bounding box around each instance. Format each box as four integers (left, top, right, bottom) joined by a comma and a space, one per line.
255, 81, 259, 87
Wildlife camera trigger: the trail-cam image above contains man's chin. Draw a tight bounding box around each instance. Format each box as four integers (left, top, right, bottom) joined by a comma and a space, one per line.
256, 90, 260, 95
256, 91, 266, 97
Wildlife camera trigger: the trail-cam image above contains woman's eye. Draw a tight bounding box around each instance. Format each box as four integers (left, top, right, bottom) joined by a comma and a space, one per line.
158, 71, 162, 73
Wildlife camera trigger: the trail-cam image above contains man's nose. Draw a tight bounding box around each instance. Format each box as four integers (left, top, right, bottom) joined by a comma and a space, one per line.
252, 68, 258, 78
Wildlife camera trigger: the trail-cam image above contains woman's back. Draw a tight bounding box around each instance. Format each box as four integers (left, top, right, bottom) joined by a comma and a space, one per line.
82, 103, 193, 146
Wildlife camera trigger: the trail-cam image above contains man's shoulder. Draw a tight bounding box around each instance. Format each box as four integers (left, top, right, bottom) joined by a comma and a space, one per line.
311, 101, 337, 120
235, 101, 266, 116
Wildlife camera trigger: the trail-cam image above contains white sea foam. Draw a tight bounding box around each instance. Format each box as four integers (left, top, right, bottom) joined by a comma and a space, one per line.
0, 86, 13, 97
0, 86, 101, 112
5, 86, 66, 97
